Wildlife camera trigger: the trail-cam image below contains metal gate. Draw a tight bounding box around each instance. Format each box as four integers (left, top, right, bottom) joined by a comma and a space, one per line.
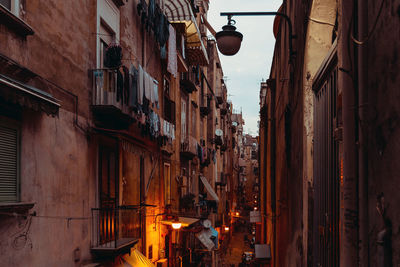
312, 46, 340, 267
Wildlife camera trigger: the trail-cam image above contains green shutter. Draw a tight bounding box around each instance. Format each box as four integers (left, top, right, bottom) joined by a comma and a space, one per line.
0, 124, 19, 202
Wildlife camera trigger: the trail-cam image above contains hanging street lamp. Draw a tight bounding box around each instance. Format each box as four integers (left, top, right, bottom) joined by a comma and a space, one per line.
215, 12, 296, 61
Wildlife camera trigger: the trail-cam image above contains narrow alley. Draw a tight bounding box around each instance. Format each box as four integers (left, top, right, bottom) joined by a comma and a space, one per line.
1, 0, 399, 266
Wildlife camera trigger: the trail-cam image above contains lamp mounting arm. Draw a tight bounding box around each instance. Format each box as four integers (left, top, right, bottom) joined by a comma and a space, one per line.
221, 12, 296, 60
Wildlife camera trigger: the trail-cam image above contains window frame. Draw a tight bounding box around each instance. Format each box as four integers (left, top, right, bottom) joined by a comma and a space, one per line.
96, 0, 120, 68
0, 116, 21, 203
0, 0, 19, 16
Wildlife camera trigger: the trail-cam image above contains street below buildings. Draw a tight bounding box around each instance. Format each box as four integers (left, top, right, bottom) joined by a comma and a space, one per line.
219, 221, 256, 267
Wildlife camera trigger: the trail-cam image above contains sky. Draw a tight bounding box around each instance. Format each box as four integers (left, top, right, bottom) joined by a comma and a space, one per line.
207, 0, 283, 136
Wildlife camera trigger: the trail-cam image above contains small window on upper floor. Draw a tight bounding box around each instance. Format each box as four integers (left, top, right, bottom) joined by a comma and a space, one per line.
0, 0, 19, 16
97, 0, 120, 68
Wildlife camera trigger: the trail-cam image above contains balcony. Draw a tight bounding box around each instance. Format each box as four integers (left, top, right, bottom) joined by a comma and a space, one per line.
200, 106, 210, 117
216, 96, 223, 105
180, 136, 198, 159
200, 148, 211, 167
180, 68, 199, 94
179, 193, 197, 216
91, 206, 140, 256
215, 172, 227, 187
214, 136, 223, 146
92, 69, 134, 129
220, 107, 228, 116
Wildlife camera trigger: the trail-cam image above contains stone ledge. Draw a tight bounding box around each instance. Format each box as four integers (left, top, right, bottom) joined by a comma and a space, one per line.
0, 5, 34, 36
0, 202, 35, 215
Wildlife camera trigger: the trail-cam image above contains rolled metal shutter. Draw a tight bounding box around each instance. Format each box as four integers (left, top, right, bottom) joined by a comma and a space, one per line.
0, 124, 18, 202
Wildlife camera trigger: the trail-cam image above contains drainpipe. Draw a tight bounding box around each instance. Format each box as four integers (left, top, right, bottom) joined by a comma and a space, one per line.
338, 0, 358, 266
267, 78, 276, 267
357, 0, 369, 265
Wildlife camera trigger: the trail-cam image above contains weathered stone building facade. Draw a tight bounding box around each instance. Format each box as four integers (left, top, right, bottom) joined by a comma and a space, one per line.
259, 0, 400, 266
0, 0, 235, 266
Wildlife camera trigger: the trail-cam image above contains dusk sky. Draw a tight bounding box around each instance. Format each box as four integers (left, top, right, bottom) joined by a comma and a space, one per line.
207, 0, 283, 136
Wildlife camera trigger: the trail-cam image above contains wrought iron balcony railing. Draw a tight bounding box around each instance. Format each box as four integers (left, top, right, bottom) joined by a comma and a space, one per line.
180, 136, 198, 159
91, 206, 140, 254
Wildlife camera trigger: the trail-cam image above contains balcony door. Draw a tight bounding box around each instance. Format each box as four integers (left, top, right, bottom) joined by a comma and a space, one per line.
98, 142, 119, 244
181, 95, 188, 143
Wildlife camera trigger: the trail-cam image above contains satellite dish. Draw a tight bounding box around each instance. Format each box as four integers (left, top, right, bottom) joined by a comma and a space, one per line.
202, 219, 212, 228
232, 121, 238, 127
215, 129, 223, 137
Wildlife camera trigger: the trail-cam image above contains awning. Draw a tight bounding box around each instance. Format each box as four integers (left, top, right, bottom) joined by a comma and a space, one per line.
0, 74, 60, 116
161, 216, 199, 227
164, 0, 209, 65
200, 176, 219, 202
118, 249, 155, 267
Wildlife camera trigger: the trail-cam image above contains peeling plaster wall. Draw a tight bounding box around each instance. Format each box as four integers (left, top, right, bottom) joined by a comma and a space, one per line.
366, 0, 400, 265
0, 109, 94, 267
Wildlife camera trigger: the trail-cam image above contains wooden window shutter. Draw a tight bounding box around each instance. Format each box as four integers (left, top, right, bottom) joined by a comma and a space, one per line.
0, 123, 19, 202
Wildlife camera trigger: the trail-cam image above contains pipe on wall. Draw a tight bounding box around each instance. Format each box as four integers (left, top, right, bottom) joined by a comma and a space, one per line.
267, 78, 277, 267
357, 0, 369, 265
338, 0, 359, 266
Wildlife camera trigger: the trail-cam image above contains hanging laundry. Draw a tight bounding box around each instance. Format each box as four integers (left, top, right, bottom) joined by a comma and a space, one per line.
147, 0, 156, 31
122, 66, 130, 105
116, 69, 124, 102
144, 71, 152, 101
137, 0, 148, 26
154, 7, 169, 46
160, 45, 167, 60
129, 64, 138, 108
149, 110, 160, 138
138, 65, 144, 105
94, 70, 104, 93
160, 117, 165, 136
167, 24, 178, 77
153, 79, 159, 109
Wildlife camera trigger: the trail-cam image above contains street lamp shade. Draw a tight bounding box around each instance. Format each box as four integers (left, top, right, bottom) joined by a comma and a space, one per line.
216, 24, 243, 56
171, 221, 182, 230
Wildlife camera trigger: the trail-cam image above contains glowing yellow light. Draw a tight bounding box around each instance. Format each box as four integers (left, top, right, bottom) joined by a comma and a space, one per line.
224, 227, 230, 231
171, 222, 182, 229
254, 207, 258, 210
235, 212, 239, 216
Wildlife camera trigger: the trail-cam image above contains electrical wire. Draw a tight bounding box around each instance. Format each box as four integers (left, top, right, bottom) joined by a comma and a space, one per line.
308, 17, 336, 27
351, 0, 385, 45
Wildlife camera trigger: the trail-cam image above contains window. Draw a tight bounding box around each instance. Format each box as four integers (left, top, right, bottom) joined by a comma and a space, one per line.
191, 103, 197, 137
99, 144, 118, 208
0, 0, 19, 16
164, 163, 171, 205
163, 77, 176, 124
0, 117, 20, 203
97, 0, 120, 68
99, 23, 114, 68
181, 96, 188, 142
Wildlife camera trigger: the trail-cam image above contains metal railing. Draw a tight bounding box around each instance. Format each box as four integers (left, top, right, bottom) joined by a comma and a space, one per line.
92, 69, 131, 115
91, 206, 141, 250
180, 136, 198, 156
